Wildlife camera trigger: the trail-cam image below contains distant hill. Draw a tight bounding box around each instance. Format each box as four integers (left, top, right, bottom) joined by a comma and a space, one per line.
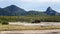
0, 5, 60, 16
0, 5, 26, 16
25, 10, 47, 16
45, 7, 59, 16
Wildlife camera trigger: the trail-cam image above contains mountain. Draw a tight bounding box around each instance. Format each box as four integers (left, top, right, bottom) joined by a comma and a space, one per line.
0, 5, 60, 16
0, 5, 26, 16
0, 8, 2, 10
25, 10, 47, 16
0, 5, 48, 16
45, 7, 58, 16
0, 8, 9, 16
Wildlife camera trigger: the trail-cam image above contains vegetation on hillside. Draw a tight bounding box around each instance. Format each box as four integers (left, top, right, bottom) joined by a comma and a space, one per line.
0, 16, 60, 24
0, 16, 60, 30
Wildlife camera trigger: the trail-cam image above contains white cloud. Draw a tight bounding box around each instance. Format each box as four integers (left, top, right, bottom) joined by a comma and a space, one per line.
20, 0, 50, 3
50, 0, 60, 2
0, 0, 60, 3
34, 0, 50, 2
20, 0, 60, 3
20, 0, 32, 2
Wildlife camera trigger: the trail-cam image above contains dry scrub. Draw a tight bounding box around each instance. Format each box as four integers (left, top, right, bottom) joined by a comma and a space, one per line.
0, 24, 60, 31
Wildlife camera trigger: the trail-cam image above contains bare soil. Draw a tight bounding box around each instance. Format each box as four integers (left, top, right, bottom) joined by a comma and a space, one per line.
1, 29, 60, 34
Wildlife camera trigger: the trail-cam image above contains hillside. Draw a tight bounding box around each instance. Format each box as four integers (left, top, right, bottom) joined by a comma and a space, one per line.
45, 7, 59, 16
26, 10, 47, 16
0, 5, 27, 16
0, 5, 60, 16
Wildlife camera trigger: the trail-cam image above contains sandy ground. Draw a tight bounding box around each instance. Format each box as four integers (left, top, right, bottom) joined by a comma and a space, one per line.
9, 22, 60, 26
1, 29, 60, 34
1, 22, 60, 34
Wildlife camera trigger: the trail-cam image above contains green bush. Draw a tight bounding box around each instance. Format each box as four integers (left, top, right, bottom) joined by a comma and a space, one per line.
2, 21, 9, 25
0, 16, 60, 23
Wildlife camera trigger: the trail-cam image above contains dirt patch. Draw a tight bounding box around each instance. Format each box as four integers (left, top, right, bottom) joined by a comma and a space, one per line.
1, 29, 60, 34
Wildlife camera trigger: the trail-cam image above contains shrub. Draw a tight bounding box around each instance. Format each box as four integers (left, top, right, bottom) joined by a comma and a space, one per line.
2, 21, 9, 25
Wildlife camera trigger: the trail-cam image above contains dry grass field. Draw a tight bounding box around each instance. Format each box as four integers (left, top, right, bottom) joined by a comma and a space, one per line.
1, 29, 60, 34
0, 24, 60, 31
1, 22, 60, 34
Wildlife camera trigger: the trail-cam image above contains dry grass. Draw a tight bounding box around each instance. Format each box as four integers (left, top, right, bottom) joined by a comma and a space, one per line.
0, 24, 60, 31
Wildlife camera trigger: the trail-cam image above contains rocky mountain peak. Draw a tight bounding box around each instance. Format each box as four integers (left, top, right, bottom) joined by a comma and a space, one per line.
46, 7, 58, 16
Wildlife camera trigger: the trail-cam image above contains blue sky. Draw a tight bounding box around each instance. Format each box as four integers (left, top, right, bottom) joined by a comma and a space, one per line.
0, 0, 60, 12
